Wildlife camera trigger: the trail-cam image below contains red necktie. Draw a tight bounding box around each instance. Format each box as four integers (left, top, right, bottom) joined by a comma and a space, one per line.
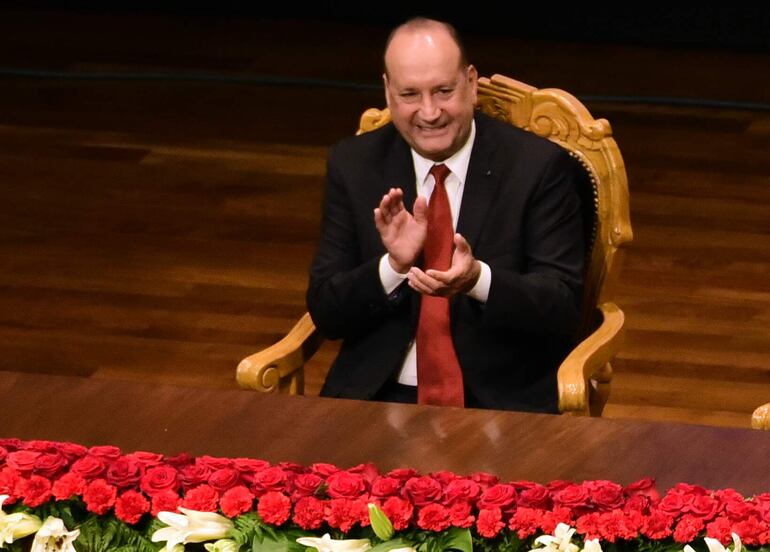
416, 164, 465, 407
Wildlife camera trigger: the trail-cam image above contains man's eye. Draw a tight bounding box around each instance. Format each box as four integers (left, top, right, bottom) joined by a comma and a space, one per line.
438, 88, 454, 96
400, 92, 419, 102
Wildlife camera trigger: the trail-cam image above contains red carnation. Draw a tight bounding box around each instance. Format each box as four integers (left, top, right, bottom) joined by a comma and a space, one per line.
370, 476, 402, 499
182, 484, 219, 512
596, 510, 639, 542
476, 507, 505, 538
310, 463, 341, 478
540, 507, 573, 535
478, 484, 517, 511
209, 468, 242, 493
115, 490, 150, 524
220, 485, 255, 518
0, 468, 20, 501
83, 478, 118, 515
293, 496, 327, 530
106, 456, 144, 489
509, 507, 545, 539
252, 467, 289, 496
327, 471, 367, 499
141, 465, 180, 496
70, 456, 107, 480
449, 501, 475, 528
641, 510, 674, 539
257, 491, 291, 525
673, 514, 706, 543
403, 476, 443, 506
706, 516, 733, 544
444, 479, 481, 505
6, 451, 41, 476
733, 517, 767, 546
418, 503, 452, 532
52, 472, 87, 500
21, 475, 52, 507
324, 498, 368, 532
576, 513, 602, 541
87, 445, 122, 461
381, 496, 414, 531
151, 489, 181, 516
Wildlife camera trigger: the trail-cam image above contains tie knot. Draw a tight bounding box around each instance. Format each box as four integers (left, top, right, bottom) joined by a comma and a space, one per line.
429, 164, 451, 186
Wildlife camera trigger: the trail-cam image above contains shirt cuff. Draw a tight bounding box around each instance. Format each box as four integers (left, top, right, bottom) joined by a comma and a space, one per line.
379, 253, 408, 295
467, 261, 491, 303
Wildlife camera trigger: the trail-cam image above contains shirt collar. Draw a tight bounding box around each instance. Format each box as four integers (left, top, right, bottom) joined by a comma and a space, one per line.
411, 119, 476, 186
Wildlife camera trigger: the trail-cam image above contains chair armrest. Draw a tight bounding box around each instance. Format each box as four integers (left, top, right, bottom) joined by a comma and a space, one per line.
752, 403, 770, 430
558, 302, 625, 415
236, 313, 322, 394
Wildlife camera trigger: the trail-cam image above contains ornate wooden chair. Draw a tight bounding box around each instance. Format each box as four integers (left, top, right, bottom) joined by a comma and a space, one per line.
752, 403, 770, 429
237, 74, 633, 416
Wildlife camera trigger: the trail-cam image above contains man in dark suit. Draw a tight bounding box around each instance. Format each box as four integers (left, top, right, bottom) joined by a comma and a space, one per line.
306, 17, 584, 413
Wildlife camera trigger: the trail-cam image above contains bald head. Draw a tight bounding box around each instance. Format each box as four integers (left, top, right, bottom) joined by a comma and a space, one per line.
384, 18, 468, 77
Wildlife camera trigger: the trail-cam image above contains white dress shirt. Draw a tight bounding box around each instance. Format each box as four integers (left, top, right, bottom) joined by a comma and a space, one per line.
376, 120, 492, 386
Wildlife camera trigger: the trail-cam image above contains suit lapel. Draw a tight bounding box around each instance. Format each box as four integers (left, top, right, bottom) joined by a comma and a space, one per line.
382, 134, 417, 213
456, 114, 503, 250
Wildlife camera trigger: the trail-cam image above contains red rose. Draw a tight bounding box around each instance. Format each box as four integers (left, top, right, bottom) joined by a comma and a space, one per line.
6, 451, 41, 475
418, 503, 452, 532
252, 467, 289, 496
292, 473, 323, 499
370, 476, 402, 499
672, 483, 709, 496
327, 471, 367, 499
0, 439, 22, 451
70, 456, 107, 480
403, 476, 443, 506
179, 463, 212, 490
673, 514, 705, 543
518, 485, 552, 510
220, 485, 255, 518
165, 453, 194, 469
232, 458, 271, 484
430, 471, 459, 487
641, 510, 674, 539
444, 479, 481, 505
52, 472, 87, 500
658, 492, 687, 517
381, 496, 414, 531
0, 446, 6, 465
548, 480, 575, 492
509, 507, 545, 539
151, 489, 181, 517
310, 463, 341, 478
196, 456, 233, 471
348, 463, 380, 485
589, 480, 625, 511
182, 484, 219, 512
140, 466, 180, 496
115, 490, 150, 524
470, 472, 499, 490
125, 451, 164, 469
449, 501, 475, 528
257, 491, 291, 525
706, 516, 733, 545
554, 484, 591, 511
21, 475, 52, 507
624, 494, 652, 515
625, 478, 660, 501
83, 478, 118, 515
478, 484, 517, 511
0, 468, 20, 500
324, 498, 368, 532
88, 446, 122, 461
208, 468, 242, 493
476, 507, 505, 538
106, 457, 144, 489
277, 461, 305, 475
387, 468, 419, 481
293, 496, 326, 530
687, 494, 720, 520
25, 440, 58, 452
54, 442, 88, 462
723, 500, 756, 521
33, 452, 68, 479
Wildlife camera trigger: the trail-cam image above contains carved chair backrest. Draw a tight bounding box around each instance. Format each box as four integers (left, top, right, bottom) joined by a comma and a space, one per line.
358, 74, 633, 337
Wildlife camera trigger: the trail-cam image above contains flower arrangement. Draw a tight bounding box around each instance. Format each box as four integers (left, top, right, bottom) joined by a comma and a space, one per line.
0, 438, 768, 552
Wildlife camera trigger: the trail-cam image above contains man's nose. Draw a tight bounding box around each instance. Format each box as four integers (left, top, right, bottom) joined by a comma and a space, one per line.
418, 95, 440, 120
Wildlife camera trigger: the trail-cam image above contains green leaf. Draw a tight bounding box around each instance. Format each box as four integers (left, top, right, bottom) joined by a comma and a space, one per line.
368, 503, 395, 541
369, 537, 417, 552
444, 528, 472, 552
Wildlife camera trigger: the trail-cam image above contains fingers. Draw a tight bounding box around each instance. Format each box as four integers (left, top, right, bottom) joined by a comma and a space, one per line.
407, 267, 445, 296
412, 195, 429, 224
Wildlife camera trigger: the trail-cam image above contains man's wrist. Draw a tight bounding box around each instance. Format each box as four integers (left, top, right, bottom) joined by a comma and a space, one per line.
387, 254, 411, 275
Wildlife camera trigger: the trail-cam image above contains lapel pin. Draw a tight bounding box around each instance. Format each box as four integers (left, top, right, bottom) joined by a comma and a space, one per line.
485, 170, 492, 177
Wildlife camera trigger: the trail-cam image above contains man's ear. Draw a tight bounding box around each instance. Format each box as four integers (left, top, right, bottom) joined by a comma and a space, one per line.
467, 64, 478, 104
383, 73, 392, 107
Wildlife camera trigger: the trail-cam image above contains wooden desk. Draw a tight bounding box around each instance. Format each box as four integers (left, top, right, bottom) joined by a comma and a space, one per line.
2, 371, 768, 495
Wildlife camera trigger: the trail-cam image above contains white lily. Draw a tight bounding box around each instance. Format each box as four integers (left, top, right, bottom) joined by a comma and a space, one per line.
0, 494, 43, 545
296, 533, 371, 552
582, 539, 603, 552
530, 523, 580, 552
30, 516, 80, 552
684, 533, 742, 552
151, 507, 234, 552
204, 539, 240, 552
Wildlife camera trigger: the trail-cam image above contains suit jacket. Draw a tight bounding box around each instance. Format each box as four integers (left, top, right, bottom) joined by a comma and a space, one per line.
307, 112, 585, 413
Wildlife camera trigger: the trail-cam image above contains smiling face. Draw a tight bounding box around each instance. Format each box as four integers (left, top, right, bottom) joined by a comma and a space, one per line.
383, 23, 477, 162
